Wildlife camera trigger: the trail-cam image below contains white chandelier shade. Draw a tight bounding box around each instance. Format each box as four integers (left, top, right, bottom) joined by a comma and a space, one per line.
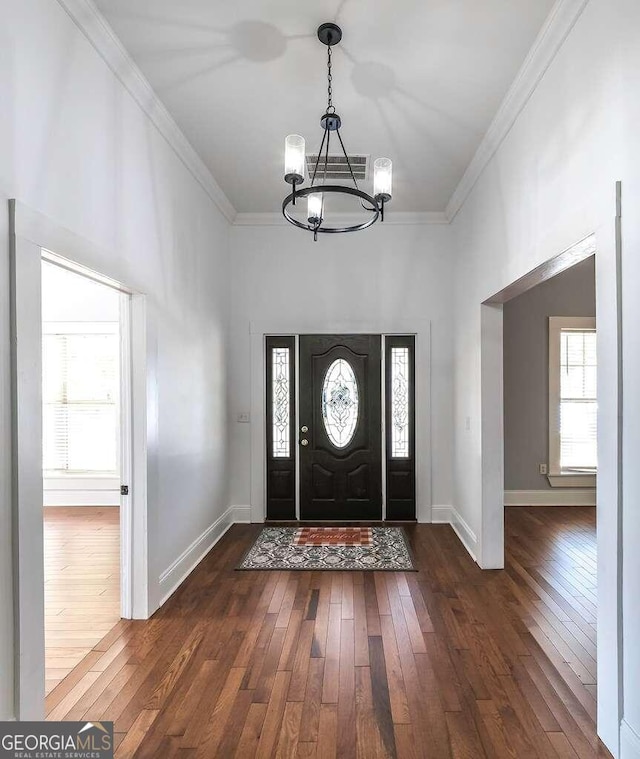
373, 157, 393, 201
284, 134, 305, 183
307, 193, 323, 225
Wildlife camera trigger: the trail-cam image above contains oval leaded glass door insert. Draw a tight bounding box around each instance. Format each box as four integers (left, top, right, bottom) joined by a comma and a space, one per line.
322, 358, 359, 448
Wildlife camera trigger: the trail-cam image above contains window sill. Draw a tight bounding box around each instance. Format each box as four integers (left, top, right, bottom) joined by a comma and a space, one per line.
44, 476, 120, 491
547, 473, 596, 488
44, 472, 119, 479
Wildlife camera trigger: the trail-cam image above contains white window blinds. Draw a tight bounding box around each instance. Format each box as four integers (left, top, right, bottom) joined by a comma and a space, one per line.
43, 324, 120, 474
559, 329, 597, 472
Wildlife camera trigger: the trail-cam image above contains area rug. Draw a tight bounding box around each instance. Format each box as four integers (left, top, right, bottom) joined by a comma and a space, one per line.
237, 526, 415, 571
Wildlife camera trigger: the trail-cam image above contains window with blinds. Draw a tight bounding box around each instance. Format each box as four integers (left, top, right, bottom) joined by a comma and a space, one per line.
42, 323, 120, 475
559, 329, 597, 472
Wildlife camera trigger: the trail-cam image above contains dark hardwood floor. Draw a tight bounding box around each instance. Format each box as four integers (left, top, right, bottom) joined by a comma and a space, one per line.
46, 506, 611, 758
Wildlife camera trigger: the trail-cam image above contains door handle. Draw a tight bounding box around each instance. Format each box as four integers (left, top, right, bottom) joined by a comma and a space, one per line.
300, 439, 309, 446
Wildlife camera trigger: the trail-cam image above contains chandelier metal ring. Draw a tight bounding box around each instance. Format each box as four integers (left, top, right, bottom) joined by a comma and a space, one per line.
282, 185, 380, 234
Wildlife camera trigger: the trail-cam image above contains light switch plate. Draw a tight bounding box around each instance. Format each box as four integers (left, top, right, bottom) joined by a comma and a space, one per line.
237, 412, 250, 423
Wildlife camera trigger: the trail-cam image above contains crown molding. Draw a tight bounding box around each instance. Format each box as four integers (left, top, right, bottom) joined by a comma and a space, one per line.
445, 0, 591, 222
233, 211, 449, 227
55, 0, 590, 230
55, 0, 237, 223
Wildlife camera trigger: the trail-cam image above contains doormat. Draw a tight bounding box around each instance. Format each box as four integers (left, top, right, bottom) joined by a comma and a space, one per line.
237, 526, 415, 571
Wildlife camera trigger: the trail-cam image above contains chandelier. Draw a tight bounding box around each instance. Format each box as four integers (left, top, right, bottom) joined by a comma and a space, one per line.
282, 23, 393, 240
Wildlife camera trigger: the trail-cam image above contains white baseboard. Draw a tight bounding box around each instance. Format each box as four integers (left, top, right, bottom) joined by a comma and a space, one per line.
504, 489, 596, 506
431, 506, 453, 523
431, 505, 477, 561
231, 505, 252, 523
158, 503, 486, 610
621, 719, 640, 759
158, 505, 249, 605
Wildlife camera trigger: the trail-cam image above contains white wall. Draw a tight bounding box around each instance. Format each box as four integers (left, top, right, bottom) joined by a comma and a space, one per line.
450, 0, 639, 753
0, 0, 230, 718
228, 223, 455, 522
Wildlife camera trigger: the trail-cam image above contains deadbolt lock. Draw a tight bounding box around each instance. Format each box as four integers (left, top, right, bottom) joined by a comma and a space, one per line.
301, 425, 309, 433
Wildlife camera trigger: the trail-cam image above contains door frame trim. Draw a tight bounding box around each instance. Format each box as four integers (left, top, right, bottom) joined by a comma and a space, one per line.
9, 200, 149, 719
40, 255, 137, 621
251, 319, 431, 523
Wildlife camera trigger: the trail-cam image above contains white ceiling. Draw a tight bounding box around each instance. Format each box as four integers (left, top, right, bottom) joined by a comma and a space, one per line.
94, 0, 555, 214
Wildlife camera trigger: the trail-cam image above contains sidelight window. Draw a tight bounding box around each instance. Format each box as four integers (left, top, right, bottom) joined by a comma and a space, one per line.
385, 336, 415, 520
266, 336, 296, 520
272, 347, 291, 458
390, 347, 410, 458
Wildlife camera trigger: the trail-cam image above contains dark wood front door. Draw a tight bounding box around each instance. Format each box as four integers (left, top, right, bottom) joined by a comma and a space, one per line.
299, 335, 382, 520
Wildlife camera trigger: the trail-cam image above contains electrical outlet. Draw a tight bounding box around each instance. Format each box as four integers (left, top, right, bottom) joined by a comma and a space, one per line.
539, 463, 548, 475
237, 412, 251, 424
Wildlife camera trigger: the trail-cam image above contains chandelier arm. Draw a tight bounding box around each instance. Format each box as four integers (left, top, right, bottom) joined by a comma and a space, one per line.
323, 123, 331, 185
314, 122, 332, 232
310, 125, 329, 186
335, 129, 359, 190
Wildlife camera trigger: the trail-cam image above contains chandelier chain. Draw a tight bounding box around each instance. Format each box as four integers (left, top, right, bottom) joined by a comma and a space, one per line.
326, 45, 334, 113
